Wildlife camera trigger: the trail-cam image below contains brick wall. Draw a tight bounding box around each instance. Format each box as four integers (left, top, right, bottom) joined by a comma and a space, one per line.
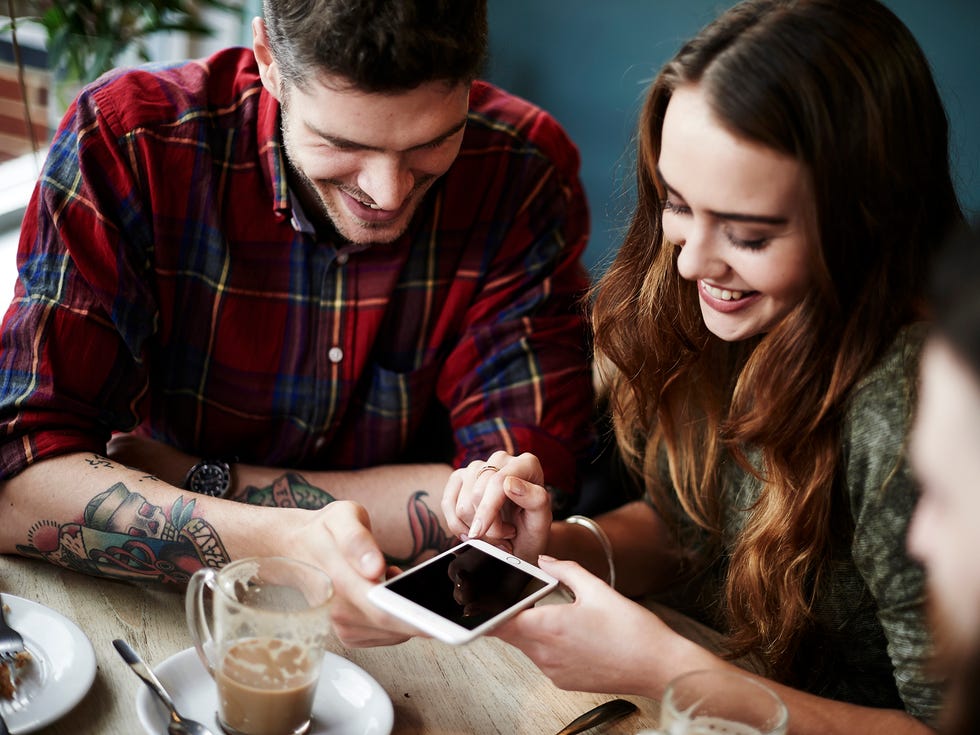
0, 60, 50, 163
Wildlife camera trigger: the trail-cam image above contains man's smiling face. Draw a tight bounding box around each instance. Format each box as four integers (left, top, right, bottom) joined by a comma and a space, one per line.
276, 75, 469, 244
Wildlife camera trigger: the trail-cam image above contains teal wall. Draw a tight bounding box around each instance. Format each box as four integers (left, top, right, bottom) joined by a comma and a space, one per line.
484, 1, 980, 274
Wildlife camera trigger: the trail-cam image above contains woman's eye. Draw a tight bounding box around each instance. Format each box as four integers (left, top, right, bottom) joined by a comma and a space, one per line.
662, 199, 690, 215
724, 230, 769, 251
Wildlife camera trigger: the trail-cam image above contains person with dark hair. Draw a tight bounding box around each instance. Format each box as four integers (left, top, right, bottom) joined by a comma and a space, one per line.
445, 0, 962, 730
0, 0, 594, 646
909, 222, 980, 735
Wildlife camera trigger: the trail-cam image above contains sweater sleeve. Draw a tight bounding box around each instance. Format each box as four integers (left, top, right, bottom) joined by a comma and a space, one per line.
843, 325, 944, 722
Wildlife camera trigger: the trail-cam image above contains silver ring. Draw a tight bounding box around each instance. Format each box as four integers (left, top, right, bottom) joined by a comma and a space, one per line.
477, 464, 499, 478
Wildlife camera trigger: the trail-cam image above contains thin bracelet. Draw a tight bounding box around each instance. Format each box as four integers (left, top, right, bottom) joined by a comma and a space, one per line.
565, 514, 616, 590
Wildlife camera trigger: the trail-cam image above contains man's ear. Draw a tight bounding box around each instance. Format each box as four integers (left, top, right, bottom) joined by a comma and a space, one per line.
252, 16, 282, 101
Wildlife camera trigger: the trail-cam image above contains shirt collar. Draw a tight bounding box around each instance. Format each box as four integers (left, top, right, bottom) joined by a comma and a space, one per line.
257, 87, 338, 239
281, 156, 372, 258
257, 86, 291, 217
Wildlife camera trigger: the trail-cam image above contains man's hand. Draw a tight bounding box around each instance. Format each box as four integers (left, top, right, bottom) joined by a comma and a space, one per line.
281, 500, 419, 647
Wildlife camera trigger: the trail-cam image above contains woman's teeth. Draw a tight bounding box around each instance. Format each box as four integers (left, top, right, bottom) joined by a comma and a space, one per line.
704, 283, 746, 301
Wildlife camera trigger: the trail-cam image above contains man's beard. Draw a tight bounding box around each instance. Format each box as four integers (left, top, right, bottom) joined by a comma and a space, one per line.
281, 147, 346, 239
280, 140, 437, 245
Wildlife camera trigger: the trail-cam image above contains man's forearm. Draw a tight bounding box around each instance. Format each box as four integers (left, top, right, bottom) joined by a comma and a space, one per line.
105, 434, 457, 565
0, 452, 294, 584
230, 461, 457, 565
0, 451, 424, 647
0, 452, 454, 584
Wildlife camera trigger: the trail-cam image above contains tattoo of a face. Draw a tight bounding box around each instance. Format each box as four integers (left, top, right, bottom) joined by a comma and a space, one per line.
386, 491, 453, 566
17, 482, 229, 584
238, 472, 336, 509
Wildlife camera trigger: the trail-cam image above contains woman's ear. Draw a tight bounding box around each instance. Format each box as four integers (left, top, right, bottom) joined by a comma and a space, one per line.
252, 16, 282, 100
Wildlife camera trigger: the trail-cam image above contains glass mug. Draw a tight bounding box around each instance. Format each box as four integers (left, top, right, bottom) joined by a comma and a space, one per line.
186, 557, 334, 735
640, 669, 789, 735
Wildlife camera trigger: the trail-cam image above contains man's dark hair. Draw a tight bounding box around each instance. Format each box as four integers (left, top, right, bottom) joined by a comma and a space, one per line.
931, 220, 980, 378
263, 0, 488, 93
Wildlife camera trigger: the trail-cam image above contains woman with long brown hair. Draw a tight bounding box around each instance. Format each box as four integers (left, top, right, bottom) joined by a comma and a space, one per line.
442, 0, 963, 732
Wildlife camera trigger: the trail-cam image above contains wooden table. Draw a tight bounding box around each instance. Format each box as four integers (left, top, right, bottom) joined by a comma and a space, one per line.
0, 554, 661, 734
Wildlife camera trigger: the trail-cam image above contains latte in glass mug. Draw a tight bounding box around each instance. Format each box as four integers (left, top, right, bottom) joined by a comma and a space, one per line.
643, 669, 789, 735
186, 557, 334, 735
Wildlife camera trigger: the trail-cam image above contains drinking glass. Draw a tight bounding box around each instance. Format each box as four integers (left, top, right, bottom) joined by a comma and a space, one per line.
186, 557, 333, 735
640, 669, 789, 735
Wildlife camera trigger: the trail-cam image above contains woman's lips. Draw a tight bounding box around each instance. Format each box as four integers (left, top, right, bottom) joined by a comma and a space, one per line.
698, 280, 762, 313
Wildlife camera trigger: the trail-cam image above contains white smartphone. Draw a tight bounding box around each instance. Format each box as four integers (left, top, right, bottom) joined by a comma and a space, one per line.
368, 538, 559, 645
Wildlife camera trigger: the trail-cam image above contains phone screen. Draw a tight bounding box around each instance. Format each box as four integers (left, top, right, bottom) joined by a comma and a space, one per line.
385, 544, 550, 631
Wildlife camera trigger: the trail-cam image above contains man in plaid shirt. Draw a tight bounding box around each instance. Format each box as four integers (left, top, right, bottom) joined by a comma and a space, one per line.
0, 0, 593, 645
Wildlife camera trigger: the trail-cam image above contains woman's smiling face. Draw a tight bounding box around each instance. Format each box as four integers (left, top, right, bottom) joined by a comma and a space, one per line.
658, 84, 815, 342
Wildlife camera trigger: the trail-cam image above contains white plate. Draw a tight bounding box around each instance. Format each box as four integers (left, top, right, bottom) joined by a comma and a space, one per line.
136, 647, 394, 735
0, 593, 97, 734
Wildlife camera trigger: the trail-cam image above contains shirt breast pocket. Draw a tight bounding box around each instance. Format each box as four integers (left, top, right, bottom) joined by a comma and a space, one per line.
338, 361, 447, 465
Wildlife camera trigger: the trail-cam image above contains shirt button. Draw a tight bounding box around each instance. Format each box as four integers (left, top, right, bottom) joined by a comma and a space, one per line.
328, 346, 344, 363
336, 252, 349, 265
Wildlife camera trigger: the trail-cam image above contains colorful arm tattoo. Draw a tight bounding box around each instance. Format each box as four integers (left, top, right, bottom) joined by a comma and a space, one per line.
17, 461, 451, 583
17, 456, 229, 585
238, 472, 336, 508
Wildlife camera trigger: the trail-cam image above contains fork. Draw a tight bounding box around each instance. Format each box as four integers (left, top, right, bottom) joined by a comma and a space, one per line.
0, 595, 28, 714
0, 596, 26, 665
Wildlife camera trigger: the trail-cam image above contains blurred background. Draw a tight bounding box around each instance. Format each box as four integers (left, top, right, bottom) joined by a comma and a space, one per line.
483, 0, 980, 274
0, 0, 978, 284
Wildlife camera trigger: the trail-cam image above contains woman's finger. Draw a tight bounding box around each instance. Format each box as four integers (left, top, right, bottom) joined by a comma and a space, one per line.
441, 468, 470, 538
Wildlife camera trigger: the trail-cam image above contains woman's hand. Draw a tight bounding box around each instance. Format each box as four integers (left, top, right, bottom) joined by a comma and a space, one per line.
441, 451, 552, 562
493, 555, 706, 696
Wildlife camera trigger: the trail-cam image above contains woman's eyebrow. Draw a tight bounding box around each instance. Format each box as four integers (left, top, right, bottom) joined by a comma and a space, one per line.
657, 167, 789, 226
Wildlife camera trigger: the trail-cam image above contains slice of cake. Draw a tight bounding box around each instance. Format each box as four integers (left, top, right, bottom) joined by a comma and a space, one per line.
0, 604, 31, 699
0, 650, 31, 699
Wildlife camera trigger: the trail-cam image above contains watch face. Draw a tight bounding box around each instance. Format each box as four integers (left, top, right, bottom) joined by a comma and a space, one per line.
188, 462, 231, 497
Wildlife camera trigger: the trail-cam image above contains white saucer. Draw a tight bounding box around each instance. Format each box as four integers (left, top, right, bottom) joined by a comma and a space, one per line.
136, 647, 394, 735
0, 593, 97, 734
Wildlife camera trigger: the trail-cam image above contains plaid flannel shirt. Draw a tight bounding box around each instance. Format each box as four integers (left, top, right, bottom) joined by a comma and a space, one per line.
0, 48, 594, 496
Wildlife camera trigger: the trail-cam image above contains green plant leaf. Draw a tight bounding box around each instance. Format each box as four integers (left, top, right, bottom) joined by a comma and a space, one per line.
16, 0, 245, 83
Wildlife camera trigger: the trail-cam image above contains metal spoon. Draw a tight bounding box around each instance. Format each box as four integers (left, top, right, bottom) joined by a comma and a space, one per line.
113, 638, 216, 735
554, 698, 639, 734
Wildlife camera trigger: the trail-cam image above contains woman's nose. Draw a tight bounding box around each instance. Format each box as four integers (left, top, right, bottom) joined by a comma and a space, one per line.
675, 220, 726, 282
357, 155, 416, 211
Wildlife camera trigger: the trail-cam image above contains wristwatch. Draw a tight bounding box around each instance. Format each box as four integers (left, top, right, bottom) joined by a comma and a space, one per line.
183, 458, 233, 498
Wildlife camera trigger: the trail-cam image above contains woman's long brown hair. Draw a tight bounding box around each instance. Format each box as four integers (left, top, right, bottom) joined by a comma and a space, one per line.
593, 0, 962, 677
